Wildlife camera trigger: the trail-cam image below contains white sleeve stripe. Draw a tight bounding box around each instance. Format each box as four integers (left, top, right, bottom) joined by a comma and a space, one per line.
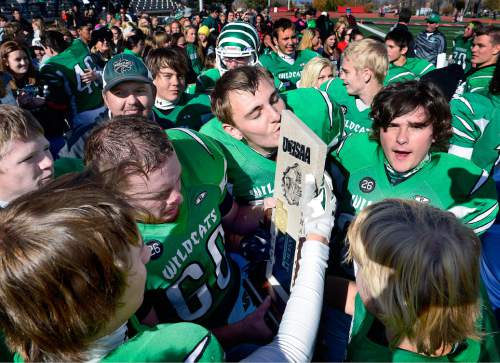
324, 79, 334, 92
448, 144, 474, 160
470, 169, 489, 195
420, 63, 433, 75
470, 87, 485, 92
473, 219, 496, 235
473, 117, 490, 134
318, 89, 334, 129
184, 336, 209, 363
171, 128, 213, 156
452, 127, 475, 141
469, 203, 498, 224
455, 114, 474, 132
461, 97, 474, 114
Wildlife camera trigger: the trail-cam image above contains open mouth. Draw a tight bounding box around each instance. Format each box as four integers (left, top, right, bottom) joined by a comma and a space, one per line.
393, 150, 411, 160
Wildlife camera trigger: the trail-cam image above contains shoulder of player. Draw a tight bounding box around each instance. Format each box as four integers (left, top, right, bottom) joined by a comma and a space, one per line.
430, 151, 489, 182
298, 48, 320, 60
167, 128, 224, 159
335, 132, 377, 163
104, 323, 222, 362
258, 51, 279, 64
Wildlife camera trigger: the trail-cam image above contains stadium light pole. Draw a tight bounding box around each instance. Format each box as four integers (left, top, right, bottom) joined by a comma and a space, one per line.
199, 0, 203, 12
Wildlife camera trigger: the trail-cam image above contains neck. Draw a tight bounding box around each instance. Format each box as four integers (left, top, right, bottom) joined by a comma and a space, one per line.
477, 59, 497, 69
393, 56, 406, 67
358, 82, 382, 107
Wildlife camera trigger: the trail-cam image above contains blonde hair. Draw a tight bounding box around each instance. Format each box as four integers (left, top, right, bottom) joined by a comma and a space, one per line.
343, 38, 388, 84
0, 105, 43, 158
298, 28, 315, 50
300, 57, 335, 88
347, 199, 481, 356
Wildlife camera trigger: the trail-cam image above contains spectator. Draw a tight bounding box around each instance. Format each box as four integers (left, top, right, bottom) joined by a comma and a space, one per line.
202, 5, 220, 32
110, 25, 124, 54
299, 57, 335, 88
298, 28, 320, 51
414, 12, 447, 66
293, 9, 306, 33
0, 15, 7, 43
316, 11, 334, 40
77, 24, 92, 45
153, 31, 171, 49
322, 31, 341, 69
12, 8, 31, 37
345, 7, 357, 28
184, 26, 203, 76
123, 33, 146, 58
334, 21, 348, 53
90, 27, 113, 70
171, 33, 186, 48
3, 22, 27, 46
391, 7, 412, 32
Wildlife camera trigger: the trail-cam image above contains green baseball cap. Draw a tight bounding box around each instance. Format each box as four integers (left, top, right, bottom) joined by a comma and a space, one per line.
102, 53, 152, 92
426, 12, 441, 23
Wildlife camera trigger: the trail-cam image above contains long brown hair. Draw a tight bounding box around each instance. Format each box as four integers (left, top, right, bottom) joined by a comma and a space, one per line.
0, 41, 37, 91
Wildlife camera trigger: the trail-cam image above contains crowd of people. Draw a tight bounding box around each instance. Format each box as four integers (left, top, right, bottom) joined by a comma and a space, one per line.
0, 1, 497, 362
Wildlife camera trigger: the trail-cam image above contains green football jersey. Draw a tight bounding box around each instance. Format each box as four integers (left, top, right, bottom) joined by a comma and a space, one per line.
384, 64, 416, 85
259, 49, 318, 91
139, 128, 239, 326
321, 77, 372, 135
449, 93, 500, 175
195, 68, 221, 94
452, 35, 474, 73
200, 87, 344, 203
153, 93, 212, 130
402, 57, 435, 77
40, 39, 103, 119
104, 323, 224, 362
186, 43, 204, 76
347, 292, 500, 362
464, 65, 495, 96
333, 133, 499, 235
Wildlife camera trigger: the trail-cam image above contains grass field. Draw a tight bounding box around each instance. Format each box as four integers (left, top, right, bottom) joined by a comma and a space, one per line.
355, 21, 464, 55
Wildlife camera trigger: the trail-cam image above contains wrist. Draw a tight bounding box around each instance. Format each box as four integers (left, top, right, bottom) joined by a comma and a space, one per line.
306, 233, 328, 245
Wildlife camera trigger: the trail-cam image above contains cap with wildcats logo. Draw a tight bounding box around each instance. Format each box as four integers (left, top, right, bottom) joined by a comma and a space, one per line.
103, 53, 153, 92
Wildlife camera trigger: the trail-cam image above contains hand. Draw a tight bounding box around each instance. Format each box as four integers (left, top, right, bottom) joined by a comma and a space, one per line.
81, 69, 97, 84
302, 173, 336, 242
239, 296, 274, 342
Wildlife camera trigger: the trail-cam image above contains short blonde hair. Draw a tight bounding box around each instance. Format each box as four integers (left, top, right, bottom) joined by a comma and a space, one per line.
300, 57, 335, 88
0, 105, 43, 158
347, 199, 481, 356
343, 38, 388, 84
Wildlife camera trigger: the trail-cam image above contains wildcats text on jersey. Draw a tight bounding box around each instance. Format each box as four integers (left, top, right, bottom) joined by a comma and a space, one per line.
344, 119, 371, 134
161, 208, 219, 280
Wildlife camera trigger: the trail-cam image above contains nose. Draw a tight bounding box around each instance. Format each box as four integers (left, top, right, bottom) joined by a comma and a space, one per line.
396, 126, 409, 144
39, 151, 54, 171
171, 75, 179, 86
167, 188, 183, 206
268, 103, 282, 124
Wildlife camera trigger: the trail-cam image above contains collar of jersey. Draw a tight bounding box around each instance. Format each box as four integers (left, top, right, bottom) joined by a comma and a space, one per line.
86, 323, 127, 362
355, 97, 370, 112
384, 153, 431, 185
277, 50, 296, 65
155, 95, 181, 110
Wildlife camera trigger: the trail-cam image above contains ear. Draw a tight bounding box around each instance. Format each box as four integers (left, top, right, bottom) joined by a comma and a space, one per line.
401, 46, 408, 56
361, 68, 372, 83
222, 123, 244, 140
493, 44, 500, 56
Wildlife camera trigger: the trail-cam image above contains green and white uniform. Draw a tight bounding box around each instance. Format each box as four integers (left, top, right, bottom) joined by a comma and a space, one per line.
195, 68, 221, 94
333, 132, 499, 235
186, 43, 204, 76
347, 292, 500, 362
200, 88, 344, 203
401, 57, 435, 77
104, 323, 224, 362
321, 77, 372, 135
40, 38, 104, 126
452, 35, 474, 73
463, 65, 495, 96
153, 93, 212, 130
140, 128, 240, 327
449, 93, 500, 175
259, 49, 318, 91
384, 64, 415, 85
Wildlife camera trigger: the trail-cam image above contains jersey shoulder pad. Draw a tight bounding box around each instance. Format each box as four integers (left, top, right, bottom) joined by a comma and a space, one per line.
282, 87, 344, 147
104, 323, 224, 362
167, 128, 227, 188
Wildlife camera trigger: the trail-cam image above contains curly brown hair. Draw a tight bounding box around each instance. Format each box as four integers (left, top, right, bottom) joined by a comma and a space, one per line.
370, 81, 452, 152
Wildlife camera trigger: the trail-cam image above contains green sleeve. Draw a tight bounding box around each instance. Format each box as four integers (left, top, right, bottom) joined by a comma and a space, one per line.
54, 157, 85, 177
